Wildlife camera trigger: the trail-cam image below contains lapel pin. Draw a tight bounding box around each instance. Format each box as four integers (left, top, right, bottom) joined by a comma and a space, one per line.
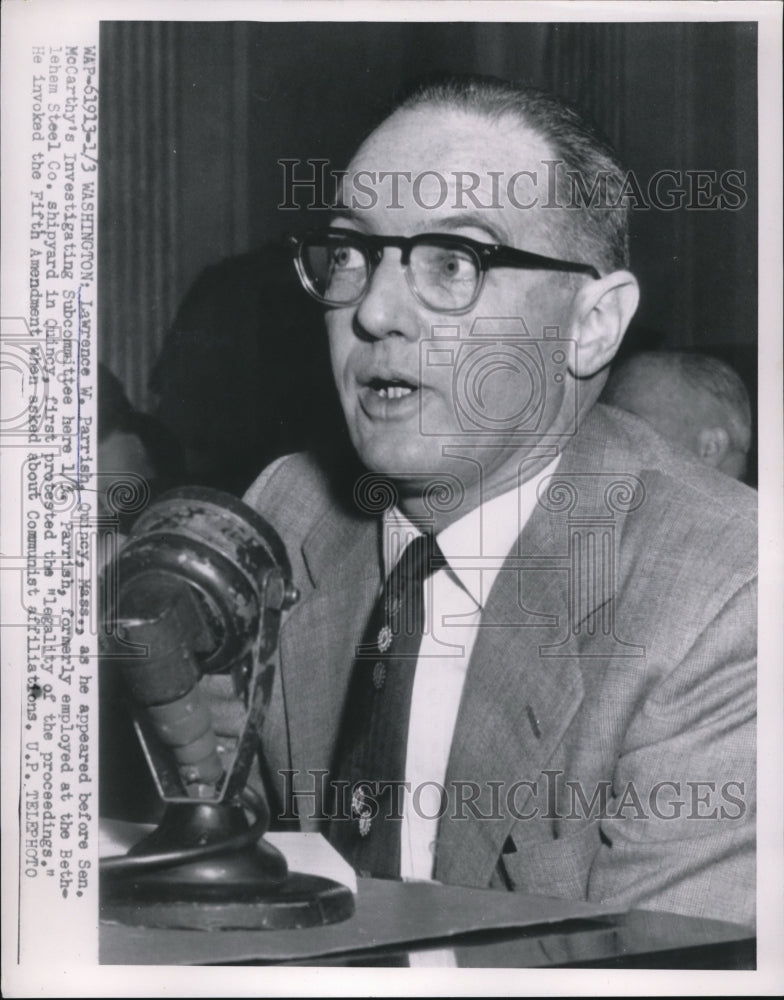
377, 623, 393, 653
352, 786, 373, 837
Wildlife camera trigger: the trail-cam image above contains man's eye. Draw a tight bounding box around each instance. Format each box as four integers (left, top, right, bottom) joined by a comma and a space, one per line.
423, 248, 476, 283
330, 244, 365, 269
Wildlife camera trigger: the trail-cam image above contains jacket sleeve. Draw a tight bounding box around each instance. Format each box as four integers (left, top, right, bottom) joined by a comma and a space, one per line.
586, 577, 757, 927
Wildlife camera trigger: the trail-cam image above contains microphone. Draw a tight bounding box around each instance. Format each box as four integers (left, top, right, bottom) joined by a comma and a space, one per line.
103, 486, 297, 798
99, 487, 353, 930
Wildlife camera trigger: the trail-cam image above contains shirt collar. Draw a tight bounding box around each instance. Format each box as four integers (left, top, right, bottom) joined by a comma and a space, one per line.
382, 455, 561, 609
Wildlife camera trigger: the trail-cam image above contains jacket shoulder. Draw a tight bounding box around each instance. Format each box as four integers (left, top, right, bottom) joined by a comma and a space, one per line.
592, 404, 756, 523
243, 452, 337, 538
587, 404, 757, 595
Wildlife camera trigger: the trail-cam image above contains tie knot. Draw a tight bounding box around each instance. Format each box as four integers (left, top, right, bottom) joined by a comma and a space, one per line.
393, 533, 443, 592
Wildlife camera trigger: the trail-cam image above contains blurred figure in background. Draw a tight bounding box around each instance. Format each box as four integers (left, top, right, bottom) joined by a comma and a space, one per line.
149, 244, 347, 496
602, 351, 752, 481
98, 363, 186, 532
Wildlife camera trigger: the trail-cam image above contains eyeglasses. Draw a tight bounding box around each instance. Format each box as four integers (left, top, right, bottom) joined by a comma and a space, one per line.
287, 228, 600, 315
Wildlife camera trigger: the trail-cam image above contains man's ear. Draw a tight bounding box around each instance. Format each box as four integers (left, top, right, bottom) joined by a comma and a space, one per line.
697, 426, 731, 468
569, 271, 640, 378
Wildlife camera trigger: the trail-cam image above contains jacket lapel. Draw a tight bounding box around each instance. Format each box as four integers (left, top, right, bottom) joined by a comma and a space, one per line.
435, 497, 585, 886
435, 416, 618, 886
265, 504, 381, 824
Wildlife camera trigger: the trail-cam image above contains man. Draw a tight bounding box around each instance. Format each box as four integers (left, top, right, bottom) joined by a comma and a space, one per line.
218, 75, 755, 926
602, 350, 752, 481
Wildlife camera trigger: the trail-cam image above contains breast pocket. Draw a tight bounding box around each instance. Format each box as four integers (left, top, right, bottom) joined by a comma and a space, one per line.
498, 820, 602, 900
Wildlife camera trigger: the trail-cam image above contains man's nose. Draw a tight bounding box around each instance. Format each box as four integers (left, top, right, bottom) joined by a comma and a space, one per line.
354, 249, 420, 341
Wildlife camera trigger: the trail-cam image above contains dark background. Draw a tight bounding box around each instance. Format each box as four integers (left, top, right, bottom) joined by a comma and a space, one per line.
97, 20, 758, 490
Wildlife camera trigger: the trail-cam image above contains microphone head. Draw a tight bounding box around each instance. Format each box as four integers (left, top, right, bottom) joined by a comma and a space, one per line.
111, 486, 297, 675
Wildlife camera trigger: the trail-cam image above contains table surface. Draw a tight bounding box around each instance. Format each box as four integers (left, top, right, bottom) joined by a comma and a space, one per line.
100, 876, 755, 969
295, 905, 755, 969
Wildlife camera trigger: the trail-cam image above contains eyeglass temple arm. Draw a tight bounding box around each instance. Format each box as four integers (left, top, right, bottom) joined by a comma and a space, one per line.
492, 246, 600, 279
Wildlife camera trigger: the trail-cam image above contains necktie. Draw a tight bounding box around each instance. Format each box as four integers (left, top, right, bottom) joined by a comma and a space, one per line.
328, 532, 443, 878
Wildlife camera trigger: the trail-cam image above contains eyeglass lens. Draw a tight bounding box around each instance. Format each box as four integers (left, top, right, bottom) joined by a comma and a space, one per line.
300, 234, 482, 311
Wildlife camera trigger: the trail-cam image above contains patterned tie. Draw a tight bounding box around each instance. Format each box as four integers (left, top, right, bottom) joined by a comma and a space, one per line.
328, 532, 443, 878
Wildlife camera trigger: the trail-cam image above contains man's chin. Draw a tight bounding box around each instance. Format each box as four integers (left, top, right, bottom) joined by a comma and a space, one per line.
349, 439, 471, 511
355, 441, 445, 482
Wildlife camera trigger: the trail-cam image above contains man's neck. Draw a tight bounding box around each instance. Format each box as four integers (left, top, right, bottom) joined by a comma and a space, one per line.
397, 447, 564, 534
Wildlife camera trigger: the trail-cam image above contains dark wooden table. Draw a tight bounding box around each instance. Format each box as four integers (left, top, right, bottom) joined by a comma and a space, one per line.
291, 907, 755, 969
100, 877, 754, 968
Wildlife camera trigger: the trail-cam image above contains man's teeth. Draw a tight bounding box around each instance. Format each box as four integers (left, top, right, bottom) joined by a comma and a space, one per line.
375, 385, 414, 399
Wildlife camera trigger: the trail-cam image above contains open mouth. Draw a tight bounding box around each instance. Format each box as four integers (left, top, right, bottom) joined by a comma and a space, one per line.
368, 377, 418, 399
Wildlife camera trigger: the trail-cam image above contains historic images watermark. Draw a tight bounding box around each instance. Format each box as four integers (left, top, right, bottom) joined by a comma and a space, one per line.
278, 769, 748, 823
278, 159, 749, 212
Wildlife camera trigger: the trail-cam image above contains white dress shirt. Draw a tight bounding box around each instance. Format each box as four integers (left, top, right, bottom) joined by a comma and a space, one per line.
380, 456, 561, 881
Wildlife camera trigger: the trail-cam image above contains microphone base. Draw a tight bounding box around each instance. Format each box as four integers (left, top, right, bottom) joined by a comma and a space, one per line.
100, 871, 355, 931
100, 802, 355, 930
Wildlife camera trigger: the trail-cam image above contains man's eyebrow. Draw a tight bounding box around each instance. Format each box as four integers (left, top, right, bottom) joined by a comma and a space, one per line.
327, 207, 514, 244
420, 212, 509, 244
328, 205, 369, 231
330, 204, 359, 222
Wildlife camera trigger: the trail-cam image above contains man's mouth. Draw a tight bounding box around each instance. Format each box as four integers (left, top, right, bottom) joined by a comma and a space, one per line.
368, 377, 418, 400
358, 374, 422, 420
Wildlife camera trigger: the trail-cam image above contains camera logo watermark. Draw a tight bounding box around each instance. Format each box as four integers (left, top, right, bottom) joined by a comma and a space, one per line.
418, 317, 578, 440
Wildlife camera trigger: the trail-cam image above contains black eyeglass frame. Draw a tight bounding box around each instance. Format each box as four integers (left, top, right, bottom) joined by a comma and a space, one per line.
287, 228, 601, 315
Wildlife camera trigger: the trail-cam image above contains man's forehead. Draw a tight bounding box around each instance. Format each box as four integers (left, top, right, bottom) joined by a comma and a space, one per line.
348, 105, 552, 176
338, 106, 558, 243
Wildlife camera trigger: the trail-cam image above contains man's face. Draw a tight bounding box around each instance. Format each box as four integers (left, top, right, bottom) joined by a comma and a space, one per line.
325, 106, 590, 507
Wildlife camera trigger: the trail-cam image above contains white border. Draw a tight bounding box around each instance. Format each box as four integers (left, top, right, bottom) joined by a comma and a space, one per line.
2, 1, 782, 996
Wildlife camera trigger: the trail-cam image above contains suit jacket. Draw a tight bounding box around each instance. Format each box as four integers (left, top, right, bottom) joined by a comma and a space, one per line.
217, 404, 756, 926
